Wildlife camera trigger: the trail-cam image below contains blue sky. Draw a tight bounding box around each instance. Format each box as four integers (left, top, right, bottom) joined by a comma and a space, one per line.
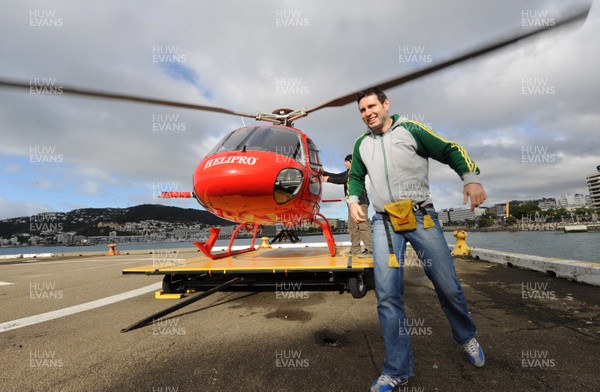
161, 62, 214, 100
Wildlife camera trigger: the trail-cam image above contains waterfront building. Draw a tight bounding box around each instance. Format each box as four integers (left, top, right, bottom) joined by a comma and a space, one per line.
558, 193, 588, 210
536, 198, 557, 211
438, 207, 485, 223
587, 169, 600, 209
494, 203, 508, 217
438, 210, 450, 224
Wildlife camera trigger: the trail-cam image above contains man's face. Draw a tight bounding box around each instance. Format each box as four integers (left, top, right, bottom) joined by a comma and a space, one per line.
344, 160, 351, 170
358, 94, 390, 133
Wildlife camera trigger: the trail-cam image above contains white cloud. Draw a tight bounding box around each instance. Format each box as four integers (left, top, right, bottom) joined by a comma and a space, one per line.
0, 198, 53, 220
1, 0, 598, 221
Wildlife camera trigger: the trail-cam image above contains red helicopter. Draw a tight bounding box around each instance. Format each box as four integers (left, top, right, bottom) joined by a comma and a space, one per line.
165, 108, 340, 259
0, 8, 587, 260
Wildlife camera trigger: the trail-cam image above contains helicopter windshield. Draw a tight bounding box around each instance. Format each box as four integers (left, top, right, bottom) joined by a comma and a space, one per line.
208, 127, 306, 166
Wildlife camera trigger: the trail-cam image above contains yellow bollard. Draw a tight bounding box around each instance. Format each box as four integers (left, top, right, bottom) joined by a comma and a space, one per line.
451, 230, 470, 257
106, 243, 120, 256
260, 236, 272, 248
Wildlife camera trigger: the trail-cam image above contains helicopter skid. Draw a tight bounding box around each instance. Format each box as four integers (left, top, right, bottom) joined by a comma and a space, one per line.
193, 223, 260, 260
194, 242, 256, 260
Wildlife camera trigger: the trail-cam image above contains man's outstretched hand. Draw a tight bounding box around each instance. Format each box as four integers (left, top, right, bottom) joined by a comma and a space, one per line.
464, 183, 487, 210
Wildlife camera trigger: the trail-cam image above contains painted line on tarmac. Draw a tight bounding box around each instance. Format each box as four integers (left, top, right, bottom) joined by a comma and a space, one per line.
18, 258, 154, 266
0, 282, 15, 286
0, 282, 162, 333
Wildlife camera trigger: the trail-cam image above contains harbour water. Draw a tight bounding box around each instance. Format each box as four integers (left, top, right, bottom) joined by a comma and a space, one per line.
1, 231, 598, 264
442, 230, 599, 264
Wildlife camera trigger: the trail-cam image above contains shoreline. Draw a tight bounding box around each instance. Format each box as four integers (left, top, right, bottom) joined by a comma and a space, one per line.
2, 231, 598, 265
3, 225, 599, 251
442, 226, 600, 232
1, 241, 598, 286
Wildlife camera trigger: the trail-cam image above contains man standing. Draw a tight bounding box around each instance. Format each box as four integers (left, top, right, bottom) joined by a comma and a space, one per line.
347, 87, 486, 391
323, 154, 372, 258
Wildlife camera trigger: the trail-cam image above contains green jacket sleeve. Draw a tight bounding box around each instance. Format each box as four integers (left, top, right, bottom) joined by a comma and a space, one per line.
347, 133, 369, 204
401, 120, 480, 180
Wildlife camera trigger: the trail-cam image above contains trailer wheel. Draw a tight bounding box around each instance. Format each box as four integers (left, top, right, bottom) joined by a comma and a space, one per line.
162, 274, 184, 294
348, 274, 367, 298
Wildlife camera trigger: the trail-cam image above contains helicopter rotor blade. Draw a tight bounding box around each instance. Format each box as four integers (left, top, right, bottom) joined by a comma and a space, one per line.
0, 78, 257, 119
0, 6, 590, 120
306, 5, 590, 114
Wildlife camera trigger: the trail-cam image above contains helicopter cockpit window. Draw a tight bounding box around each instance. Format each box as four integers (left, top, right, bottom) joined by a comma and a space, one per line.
208, 127, 306, 166
208, 127, 253, 155
306, 139, 322, 172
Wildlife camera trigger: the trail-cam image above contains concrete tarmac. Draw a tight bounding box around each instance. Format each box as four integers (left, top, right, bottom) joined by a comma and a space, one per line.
0, 249, 598, 391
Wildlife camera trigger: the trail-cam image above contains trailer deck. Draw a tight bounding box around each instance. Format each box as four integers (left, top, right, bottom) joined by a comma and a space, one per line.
122, 245, 374, 300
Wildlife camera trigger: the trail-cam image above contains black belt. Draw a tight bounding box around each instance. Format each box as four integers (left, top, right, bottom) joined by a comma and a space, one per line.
378, 203, 434, 215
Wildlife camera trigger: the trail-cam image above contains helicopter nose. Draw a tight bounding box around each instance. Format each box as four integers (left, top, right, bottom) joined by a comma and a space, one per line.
193, 151, 299, 214
195, 156, 271, 199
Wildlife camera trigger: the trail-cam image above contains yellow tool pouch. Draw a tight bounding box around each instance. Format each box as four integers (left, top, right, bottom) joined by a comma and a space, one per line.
384, 199, 416, 232
388, 253, 400, 268
423, 214, 435, 229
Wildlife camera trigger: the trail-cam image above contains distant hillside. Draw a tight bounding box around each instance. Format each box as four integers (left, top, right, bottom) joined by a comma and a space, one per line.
0, 204, 234, 238
116, 204, 232, 226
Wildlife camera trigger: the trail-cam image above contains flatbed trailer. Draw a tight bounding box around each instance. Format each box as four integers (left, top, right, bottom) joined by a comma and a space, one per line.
122, 245, 374, 299
120, 245, 374, 332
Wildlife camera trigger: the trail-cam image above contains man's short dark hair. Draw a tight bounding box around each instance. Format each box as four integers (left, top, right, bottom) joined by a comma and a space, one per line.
357, 87, 388, 105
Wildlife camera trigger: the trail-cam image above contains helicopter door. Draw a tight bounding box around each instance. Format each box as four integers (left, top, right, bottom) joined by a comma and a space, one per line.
306, 139, 322, 196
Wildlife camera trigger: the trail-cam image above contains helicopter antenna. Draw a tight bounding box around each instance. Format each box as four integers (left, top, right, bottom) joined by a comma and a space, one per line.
240, 116, 246, 127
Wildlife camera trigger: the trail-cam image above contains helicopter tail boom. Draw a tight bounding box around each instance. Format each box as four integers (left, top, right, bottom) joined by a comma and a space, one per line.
159, 192, 193, 198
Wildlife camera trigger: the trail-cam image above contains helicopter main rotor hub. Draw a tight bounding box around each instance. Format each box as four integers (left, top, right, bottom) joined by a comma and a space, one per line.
255, 108, 307, 126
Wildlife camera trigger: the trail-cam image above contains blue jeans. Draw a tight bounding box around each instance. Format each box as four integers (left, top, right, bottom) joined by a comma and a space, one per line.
371, 208, 477, 379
